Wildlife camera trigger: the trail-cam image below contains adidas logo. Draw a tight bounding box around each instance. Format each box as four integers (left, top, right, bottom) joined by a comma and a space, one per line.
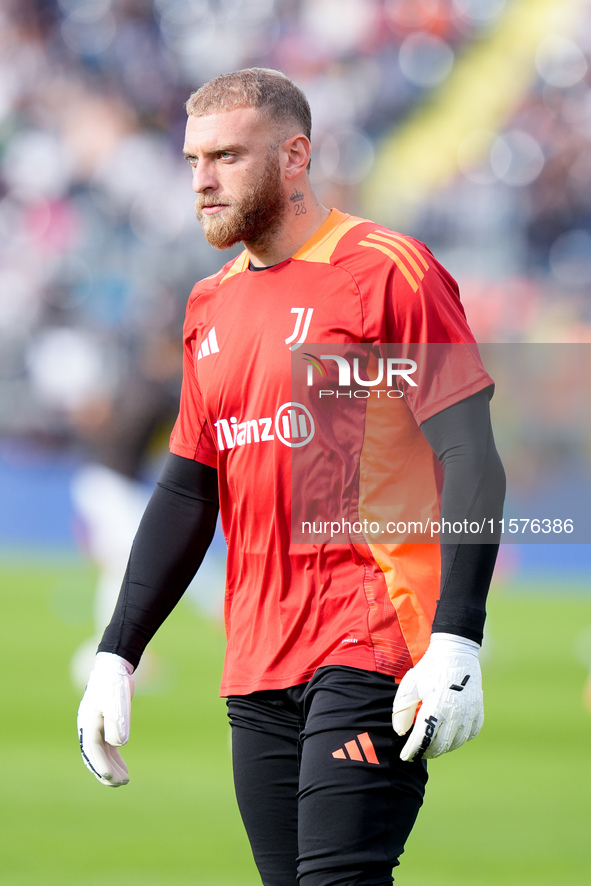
197, 327, 219, 360
332, 732, 379, 765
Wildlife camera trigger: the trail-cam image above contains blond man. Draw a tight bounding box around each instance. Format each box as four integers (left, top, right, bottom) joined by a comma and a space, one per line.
78, 68, 504, 886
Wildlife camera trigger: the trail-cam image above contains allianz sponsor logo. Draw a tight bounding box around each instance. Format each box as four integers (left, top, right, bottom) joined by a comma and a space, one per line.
214, 402, 314, 451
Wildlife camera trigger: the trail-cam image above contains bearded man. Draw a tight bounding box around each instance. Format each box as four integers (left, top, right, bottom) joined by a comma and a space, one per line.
78, 68, 505, 886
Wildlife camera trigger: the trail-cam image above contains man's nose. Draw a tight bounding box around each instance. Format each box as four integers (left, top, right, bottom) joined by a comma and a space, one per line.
192, 160, 218, 194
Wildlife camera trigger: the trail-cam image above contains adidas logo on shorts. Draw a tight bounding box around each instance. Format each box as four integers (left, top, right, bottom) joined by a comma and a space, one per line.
332, 732, 379, 765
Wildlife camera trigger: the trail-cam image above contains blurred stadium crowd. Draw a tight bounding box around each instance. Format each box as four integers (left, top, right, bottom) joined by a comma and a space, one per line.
1, 0, 591, 455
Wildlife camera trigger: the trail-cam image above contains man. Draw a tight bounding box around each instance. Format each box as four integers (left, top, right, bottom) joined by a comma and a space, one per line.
78, 68, 505, 886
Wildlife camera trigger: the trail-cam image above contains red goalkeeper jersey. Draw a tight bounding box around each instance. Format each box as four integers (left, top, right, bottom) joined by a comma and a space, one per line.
170, 209, 493, 695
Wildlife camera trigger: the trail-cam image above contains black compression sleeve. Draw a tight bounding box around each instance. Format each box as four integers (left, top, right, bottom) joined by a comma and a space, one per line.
419, 388, 506, 644
98, 454, 219, 669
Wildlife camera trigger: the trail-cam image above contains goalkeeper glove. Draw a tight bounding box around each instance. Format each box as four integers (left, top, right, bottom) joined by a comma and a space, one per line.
392, 632, 483, 762
77, 652, 134, 786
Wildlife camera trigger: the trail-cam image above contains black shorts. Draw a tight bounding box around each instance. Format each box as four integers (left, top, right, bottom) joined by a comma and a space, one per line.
227, 666, 428, 886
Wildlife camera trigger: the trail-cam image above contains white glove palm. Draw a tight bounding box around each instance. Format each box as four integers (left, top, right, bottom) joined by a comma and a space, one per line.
392, 633, 483, 761
77, 652, 134, 786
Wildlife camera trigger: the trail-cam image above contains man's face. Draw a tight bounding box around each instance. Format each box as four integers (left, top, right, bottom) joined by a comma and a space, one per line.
183, 107, 287, 250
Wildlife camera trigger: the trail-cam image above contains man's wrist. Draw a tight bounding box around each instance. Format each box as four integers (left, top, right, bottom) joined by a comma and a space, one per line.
429, 632, 480, 653
94, 651, 135, 675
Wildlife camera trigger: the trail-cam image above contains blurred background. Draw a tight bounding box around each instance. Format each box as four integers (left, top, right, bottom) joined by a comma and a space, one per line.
0, 1, 590, 884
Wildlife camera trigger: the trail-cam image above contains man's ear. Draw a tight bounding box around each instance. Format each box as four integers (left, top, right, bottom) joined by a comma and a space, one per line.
283, 134, 311, 180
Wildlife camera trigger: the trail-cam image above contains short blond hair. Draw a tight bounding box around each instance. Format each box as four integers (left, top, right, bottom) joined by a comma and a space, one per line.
185, 68, 311, 142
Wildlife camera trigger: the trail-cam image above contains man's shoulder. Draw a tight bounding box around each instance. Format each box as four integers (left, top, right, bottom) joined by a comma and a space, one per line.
321, 213, 435, 297
188, 250, 249, 304
329, 214, 432, 268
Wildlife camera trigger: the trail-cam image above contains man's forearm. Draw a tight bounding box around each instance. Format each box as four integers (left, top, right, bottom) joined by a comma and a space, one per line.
420, 388, 506, 644
99, 454, 219, 668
